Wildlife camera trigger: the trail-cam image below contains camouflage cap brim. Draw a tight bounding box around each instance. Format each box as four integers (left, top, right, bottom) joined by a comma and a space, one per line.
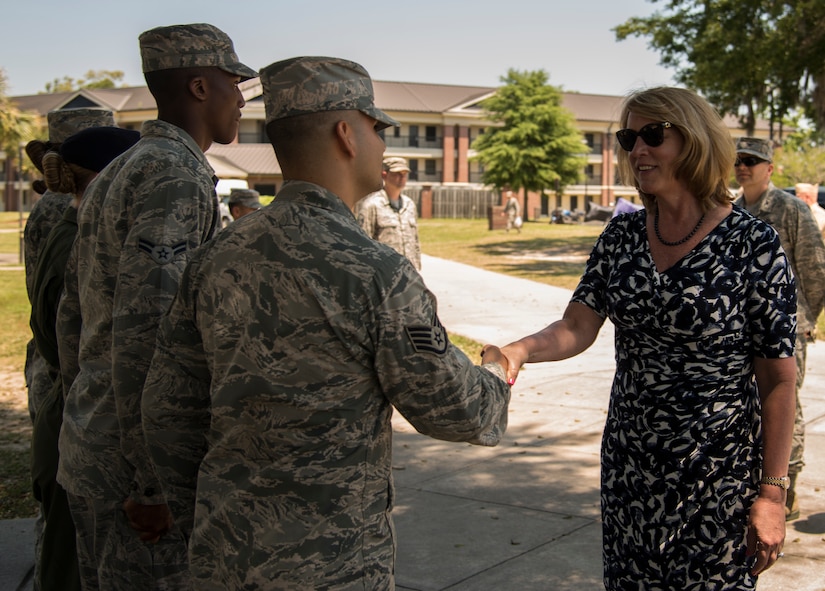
735, 137, 773, 162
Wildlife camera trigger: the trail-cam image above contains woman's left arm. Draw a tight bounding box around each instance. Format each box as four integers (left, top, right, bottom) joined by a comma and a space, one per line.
747, 355, 796, 575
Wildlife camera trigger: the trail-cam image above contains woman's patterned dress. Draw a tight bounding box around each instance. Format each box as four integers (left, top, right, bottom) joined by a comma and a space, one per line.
572, 207, 796, 590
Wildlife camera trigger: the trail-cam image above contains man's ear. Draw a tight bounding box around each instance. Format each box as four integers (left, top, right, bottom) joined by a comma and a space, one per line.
334, 119, 357, 159
188, 73, 209, 102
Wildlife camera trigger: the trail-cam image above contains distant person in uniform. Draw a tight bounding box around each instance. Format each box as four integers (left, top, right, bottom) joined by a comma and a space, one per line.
227, 187, 263, 220
734, 137, 825, 522
355, 156, 422, 269
503, 190, 521, 233
29, 126, 140, 591
795, 182, 825, 236
142, 55, 511, 591
55, 23, 255, 590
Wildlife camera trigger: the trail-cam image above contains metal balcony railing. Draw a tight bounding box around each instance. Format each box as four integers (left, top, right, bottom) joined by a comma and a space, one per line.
382, 135, 442, 149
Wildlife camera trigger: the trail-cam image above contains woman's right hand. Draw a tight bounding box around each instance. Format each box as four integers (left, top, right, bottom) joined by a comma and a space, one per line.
497, 342, 529, 385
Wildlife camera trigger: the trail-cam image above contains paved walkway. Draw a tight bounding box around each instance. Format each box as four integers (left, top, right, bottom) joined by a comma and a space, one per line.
2, 254, 824, 590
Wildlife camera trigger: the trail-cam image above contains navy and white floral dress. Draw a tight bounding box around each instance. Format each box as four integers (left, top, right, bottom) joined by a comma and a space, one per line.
571, 207, 796, 590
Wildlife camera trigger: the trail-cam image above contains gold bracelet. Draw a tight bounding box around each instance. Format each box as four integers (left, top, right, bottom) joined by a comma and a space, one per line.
759, 476, 790, 490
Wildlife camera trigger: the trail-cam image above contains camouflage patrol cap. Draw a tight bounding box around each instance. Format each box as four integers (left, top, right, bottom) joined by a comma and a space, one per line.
228, 188, 262, 209
735, 137, 773, 162
383, 156, 410, 173
260, 56, 398, 130
139, 23, 257, 80
47, 108, 115, 143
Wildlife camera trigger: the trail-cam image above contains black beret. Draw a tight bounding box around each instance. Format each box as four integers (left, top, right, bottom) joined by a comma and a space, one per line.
60, 127, 141, 173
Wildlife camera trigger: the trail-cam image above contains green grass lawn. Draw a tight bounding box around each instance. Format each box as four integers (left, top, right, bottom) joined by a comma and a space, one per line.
419, 218, 604, 290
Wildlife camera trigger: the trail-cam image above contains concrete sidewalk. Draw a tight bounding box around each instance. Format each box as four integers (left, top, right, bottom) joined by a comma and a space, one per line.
2, 254, 824, 590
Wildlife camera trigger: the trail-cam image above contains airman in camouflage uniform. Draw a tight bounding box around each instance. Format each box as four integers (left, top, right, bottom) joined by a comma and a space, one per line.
355, 156, 422, 269
23, 107, 115, 591
55, 23, 255, 589
142, 56, 511, 591
23, 108, 115, 422
30, 126, 141, 591
734, 136, 825, 521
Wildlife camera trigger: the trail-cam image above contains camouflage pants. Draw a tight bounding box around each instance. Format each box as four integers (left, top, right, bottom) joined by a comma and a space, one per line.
67, 494, 191, 591
789, 334, 807, 475
25, 339, 57, 590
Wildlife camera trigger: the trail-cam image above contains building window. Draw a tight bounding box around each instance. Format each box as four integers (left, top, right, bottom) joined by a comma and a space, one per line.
409, 125, 419, 147
425, 160, 436, 175
425, 126, 437, 141
409, 159, 419, 180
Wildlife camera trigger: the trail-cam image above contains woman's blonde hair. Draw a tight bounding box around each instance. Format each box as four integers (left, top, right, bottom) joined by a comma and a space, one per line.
615, 87, 735, 212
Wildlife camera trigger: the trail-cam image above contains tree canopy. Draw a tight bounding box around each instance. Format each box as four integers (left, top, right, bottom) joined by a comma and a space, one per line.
43, 69, 126, 93
0, 69, 39, 157
1, 68, 40, 208
472, 69, 586, 208
614, 0, 825, 138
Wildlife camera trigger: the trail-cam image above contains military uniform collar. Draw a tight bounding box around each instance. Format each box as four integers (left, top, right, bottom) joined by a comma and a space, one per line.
139, 119, 216, 180
277, 180, 357, 218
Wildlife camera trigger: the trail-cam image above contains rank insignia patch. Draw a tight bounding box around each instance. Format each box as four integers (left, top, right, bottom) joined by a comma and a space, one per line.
138, 238, 187, 265
405, 317, 448, 355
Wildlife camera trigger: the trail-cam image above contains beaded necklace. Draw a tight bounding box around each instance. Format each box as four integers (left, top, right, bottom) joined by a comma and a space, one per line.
654, 211, 706, 246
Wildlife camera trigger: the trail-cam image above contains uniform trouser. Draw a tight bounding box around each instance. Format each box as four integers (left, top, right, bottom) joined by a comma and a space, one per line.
66, 493, 191, 591
789, 334, 807, 476
31, 380, 80, 591
25, 340, 57, 588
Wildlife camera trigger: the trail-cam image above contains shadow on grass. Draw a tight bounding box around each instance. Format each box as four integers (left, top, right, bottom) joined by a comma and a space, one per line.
0, 397, 38, 519
475, 235, 598, 259
473, 236, 597, 282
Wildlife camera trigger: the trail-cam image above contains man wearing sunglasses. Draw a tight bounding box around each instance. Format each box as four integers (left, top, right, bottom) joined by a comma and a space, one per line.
734, 136, 825, 522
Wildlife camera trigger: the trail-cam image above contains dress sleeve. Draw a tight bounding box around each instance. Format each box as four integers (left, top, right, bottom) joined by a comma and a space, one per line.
571, 217, 629, 319
747, 225, 797, 358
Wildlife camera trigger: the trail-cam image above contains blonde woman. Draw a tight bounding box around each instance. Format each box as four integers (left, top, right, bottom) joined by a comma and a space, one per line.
487, 87, 796, 589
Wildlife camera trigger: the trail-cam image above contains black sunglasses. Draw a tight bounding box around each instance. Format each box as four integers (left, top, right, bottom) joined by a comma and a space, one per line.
735, 156, 767, 167
616, 122, 673, 152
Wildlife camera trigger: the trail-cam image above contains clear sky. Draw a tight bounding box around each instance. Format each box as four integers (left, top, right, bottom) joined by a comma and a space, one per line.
2, 0, 676, 97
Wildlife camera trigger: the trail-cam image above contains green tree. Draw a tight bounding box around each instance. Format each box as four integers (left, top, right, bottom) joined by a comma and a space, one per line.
614, 0, 825, 136
43, 69, 126, 93
771, 122, 825, 187
472, 69, 585, 219
0, 68, 39, 210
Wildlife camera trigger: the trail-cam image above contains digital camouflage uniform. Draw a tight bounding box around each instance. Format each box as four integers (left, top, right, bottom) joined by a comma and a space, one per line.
30, 205, 81, 591
355, 188, 422, 269
24, 192, 69, 422
54, 23, 255, 590
142, 180, 510, 590
23, 107, 115, 591
735, 183, 825, 482
24, 108, 115, 422
56, 118, 219, 589
142, 55, 511, 590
